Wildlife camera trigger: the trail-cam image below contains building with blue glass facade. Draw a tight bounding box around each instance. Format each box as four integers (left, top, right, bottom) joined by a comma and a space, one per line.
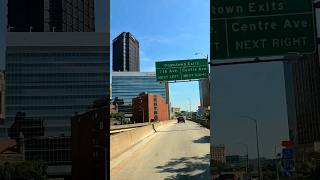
5, 32, 108, 137
112, 72, 169, 114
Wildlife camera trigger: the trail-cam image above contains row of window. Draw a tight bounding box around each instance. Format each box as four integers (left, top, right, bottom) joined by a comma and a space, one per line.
7, 53, 106, 57
25, 151, 71, 162
7, 72, 107, 76
7, 105, 89, 111
8, 63, 106, 68
7, 95, 104, 100
7, 78, 107, 83
7, 84, 106, 90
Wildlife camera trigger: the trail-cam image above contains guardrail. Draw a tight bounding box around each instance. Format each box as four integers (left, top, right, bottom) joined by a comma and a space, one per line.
110, 122, 156, 131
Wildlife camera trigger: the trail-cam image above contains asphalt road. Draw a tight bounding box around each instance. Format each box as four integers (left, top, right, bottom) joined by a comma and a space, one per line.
110, 120, 210, 180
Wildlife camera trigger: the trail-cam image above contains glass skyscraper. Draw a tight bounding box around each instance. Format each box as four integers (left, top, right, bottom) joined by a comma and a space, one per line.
112, 72, 168, 106
112, 32, 140, 72
5, 32, 108, 137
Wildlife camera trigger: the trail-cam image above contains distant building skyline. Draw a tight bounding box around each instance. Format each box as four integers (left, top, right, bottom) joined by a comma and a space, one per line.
112, 32, 140, 72
112, 71, 167, 104
112, 72, 168, 116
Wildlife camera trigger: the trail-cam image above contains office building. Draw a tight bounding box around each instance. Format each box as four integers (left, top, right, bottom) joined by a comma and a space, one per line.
283, 54, 320, 170
112, 72, 168, 115
284, 55, 320, 145
110, 104, 118, 113
72, 98, 108, 180
25, 136, 71, 166
112, 32, 140, 72
0, 71, 5, 122
5, 32, 108, 137
0, 71, 5, 136
7, 0, 95, 32
132, 93, 169, 123
282, 5, 320, 167
171, 107, 180, 114
199, 78, 210, 109
211, 144, 225, 163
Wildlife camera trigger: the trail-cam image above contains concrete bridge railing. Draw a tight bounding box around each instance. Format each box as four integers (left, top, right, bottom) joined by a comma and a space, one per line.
110, 120, 172, 160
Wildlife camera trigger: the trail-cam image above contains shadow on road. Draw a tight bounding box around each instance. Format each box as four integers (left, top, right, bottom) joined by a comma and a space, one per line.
192, 136, 210, 144
157, 129, 201, 133
155, 154, 210, 180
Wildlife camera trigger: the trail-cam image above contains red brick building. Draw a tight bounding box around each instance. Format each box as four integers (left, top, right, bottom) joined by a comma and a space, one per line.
132, 93, 169, 123
71, 98, 108, 180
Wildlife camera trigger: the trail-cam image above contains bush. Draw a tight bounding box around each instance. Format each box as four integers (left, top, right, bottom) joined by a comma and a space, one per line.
0, 161, 47, 180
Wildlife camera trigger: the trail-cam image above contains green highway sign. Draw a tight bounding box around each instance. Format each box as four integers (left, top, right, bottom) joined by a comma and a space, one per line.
211, 0, 316, 59
155, 59, 209, 81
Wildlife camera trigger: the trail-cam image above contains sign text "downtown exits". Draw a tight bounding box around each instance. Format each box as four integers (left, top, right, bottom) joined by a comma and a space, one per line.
155, 59, 209, 82
211, 0, 316, 59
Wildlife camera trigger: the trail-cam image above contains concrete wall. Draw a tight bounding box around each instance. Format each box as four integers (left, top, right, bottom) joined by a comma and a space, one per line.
110, 120, 171, 160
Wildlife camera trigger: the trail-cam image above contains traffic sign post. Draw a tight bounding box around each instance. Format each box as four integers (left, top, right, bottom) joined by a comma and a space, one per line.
281, 159, 294, 170
282, 149, 294, 159
211, 0, 316, 59
281, 147, 295, 177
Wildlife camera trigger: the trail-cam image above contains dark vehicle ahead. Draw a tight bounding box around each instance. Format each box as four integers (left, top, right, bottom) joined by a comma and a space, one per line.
218, 174, 239, 180
177, 116, 185, 123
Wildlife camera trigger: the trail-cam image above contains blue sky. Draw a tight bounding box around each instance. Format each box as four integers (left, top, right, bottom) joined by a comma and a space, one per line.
111, 0, 210, 111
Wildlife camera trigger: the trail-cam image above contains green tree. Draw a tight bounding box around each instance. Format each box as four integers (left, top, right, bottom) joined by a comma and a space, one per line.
203, 109, 210, 121
14, 161, 47, 180
211, 161, 227, 175
0, 161, 47, 180
296, 152, 320, 179
175, 112, 182, 117
111, 112, 124, 120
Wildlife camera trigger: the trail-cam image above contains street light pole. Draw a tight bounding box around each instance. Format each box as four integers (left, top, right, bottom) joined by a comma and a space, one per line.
241, 116, 263, 180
